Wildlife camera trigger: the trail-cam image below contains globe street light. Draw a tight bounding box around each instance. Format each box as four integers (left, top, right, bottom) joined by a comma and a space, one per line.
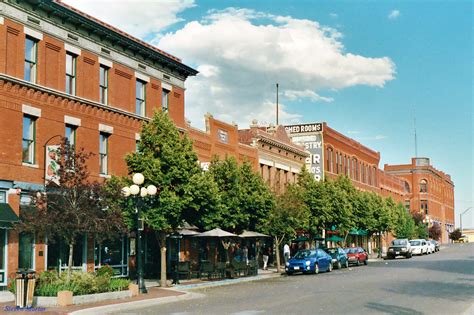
122, 173, 157, 294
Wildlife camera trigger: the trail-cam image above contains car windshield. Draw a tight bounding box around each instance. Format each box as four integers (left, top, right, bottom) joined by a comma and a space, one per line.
293, 250, 317, 259
410, 241, 420, 246
392, 240, 407, 246
430, 240, 437, 244
326, 248, 337, 254
345, 248, 358, 254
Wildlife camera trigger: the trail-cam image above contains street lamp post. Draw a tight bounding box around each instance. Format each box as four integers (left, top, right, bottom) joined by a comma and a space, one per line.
122, 173, 157, 294
460, 207, 473, 234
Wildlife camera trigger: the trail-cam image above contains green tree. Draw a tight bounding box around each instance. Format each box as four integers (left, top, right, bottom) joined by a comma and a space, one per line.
449, 228, 462, 241
393, 204, 416, 239
183, 171, 224, 230
239, 161, 275, 232
208, 157, 246, 231
125, 111, 201, 287
325, 176, 355, 242
263, 184, 310, 272
298, 167, 331, 237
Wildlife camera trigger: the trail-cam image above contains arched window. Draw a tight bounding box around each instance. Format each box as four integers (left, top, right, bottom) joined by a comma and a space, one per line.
326, 147, 333, 172
404, 181, 411, 193
420, 179, 428, 193
354, 158, 359, 181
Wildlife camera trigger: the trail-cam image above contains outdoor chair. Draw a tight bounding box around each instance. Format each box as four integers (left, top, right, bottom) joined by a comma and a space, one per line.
177, 261, 191, 280
215, 262, 227, 279
248, 260, 258, 276
231, 259, 244, 277
199, 261, 216, 279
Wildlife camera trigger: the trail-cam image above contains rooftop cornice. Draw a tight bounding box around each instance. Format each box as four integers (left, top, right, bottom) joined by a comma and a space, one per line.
257, 136, 309, 157
14, 0, 198, 79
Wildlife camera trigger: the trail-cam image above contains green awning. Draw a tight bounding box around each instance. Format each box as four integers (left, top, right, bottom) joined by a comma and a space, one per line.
0, 203, 19, 229
292, 236, 309, 242
326, 235, 345, 242
349, 229, 368, 236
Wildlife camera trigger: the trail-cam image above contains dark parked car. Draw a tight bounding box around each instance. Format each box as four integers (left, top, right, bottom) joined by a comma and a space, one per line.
326, 247, 349, 269
430, 240, 440, 252
345, 247, 368, 266
387, 238, 412, 259
286, 249, 333, 275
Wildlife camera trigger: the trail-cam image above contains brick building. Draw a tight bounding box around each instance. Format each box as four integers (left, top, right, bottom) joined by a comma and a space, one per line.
238, 121, 309, 193
0, 0, 199, 286
384, 158, 455, 243
285, 122, 406, 202
188, 114, 258, 171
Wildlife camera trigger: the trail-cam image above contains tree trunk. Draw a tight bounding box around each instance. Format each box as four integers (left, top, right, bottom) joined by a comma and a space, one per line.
274, 236, 281, 273
378, 232, 382, 258
159, 236, 167, 287
67, 242, 74, 284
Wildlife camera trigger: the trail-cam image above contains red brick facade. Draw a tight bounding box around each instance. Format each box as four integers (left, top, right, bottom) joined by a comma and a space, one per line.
0, 0, 197, 284
188, 114, 258, 170
384, 158, 455, 243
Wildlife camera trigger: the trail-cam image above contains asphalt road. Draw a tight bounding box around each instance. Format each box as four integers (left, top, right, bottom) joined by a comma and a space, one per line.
119, 243, 474, 315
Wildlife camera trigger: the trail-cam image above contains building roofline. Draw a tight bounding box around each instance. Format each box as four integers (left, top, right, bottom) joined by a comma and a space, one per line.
17, 0, 198, 78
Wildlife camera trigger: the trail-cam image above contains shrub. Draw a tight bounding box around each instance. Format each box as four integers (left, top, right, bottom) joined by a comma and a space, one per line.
37, 270, 59, 285
108, 278, 130, 292
96, 265, 114, 279
33, 270, 130, 296
7, 278, 15, 294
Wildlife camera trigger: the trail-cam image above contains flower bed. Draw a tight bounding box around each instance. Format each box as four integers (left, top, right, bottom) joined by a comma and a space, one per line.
9, 265, 131, 297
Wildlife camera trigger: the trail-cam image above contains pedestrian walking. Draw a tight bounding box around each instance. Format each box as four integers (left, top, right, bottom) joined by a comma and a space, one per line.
262, 247, 270, 270
243, 246, 249, 265
283, 243, 290, 264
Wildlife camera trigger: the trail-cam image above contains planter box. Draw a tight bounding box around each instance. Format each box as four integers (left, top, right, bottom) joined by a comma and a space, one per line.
34, 290, 132, 307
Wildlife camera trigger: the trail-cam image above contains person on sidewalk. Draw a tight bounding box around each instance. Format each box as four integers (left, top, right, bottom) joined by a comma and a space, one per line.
283, 243, 290, 265
262, 247, 270, 270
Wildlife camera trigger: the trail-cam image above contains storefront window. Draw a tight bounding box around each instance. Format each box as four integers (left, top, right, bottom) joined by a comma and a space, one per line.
94, 237, 128, 277
19, 233, 34, 270
47, 236, 86, 272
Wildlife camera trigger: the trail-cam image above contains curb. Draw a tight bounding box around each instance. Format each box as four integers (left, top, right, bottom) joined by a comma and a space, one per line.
175, 273, 281, 291
69, 290, 204, 315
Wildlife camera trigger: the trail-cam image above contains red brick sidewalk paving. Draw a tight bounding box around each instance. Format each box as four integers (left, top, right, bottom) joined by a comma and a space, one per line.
0, 287, 185, 315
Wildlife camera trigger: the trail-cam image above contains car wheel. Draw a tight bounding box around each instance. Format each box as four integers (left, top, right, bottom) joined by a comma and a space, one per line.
364, 258, 368, 265
286, 272, 293, 276
356, 259, 360, 266
336, 261, 342, 269
344, 260, 349, 268
328, 262, 333, 272
314, 263, 319, 274
407, 252, 412, 259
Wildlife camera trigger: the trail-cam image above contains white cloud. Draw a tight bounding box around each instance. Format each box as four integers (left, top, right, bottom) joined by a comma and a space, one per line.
388, 10, 401, 20
284, 89, 334, 103
329, 13, 338, 19
159, 8, 395, 128
61, 0, 195, 38
347, 130, 360, 135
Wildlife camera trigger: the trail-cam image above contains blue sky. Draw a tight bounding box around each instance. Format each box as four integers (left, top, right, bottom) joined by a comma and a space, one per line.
64, 0, 473, 228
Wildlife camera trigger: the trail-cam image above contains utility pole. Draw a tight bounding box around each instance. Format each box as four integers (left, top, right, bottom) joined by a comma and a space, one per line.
460, 207, 473, 233
414, 114, 418, 158
276, 83, 279, 126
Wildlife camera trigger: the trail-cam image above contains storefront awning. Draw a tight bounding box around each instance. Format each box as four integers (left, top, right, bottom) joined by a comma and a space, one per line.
326, 235, 345, 242
0, 203, 19, 229
349, 229, 368, 236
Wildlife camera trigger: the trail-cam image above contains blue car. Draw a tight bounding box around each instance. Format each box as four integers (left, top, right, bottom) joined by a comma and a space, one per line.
326, 247, 349, 269
286, 249, 333, 275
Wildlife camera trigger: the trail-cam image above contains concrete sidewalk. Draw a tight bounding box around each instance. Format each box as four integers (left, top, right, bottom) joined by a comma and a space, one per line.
0, 270, 281, 314
0, 287, 187, 315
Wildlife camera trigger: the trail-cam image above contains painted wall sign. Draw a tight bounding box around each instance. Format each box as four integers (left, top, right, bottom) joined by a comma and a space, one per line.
284, 123, 323, 135
286, 123, 324, 181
